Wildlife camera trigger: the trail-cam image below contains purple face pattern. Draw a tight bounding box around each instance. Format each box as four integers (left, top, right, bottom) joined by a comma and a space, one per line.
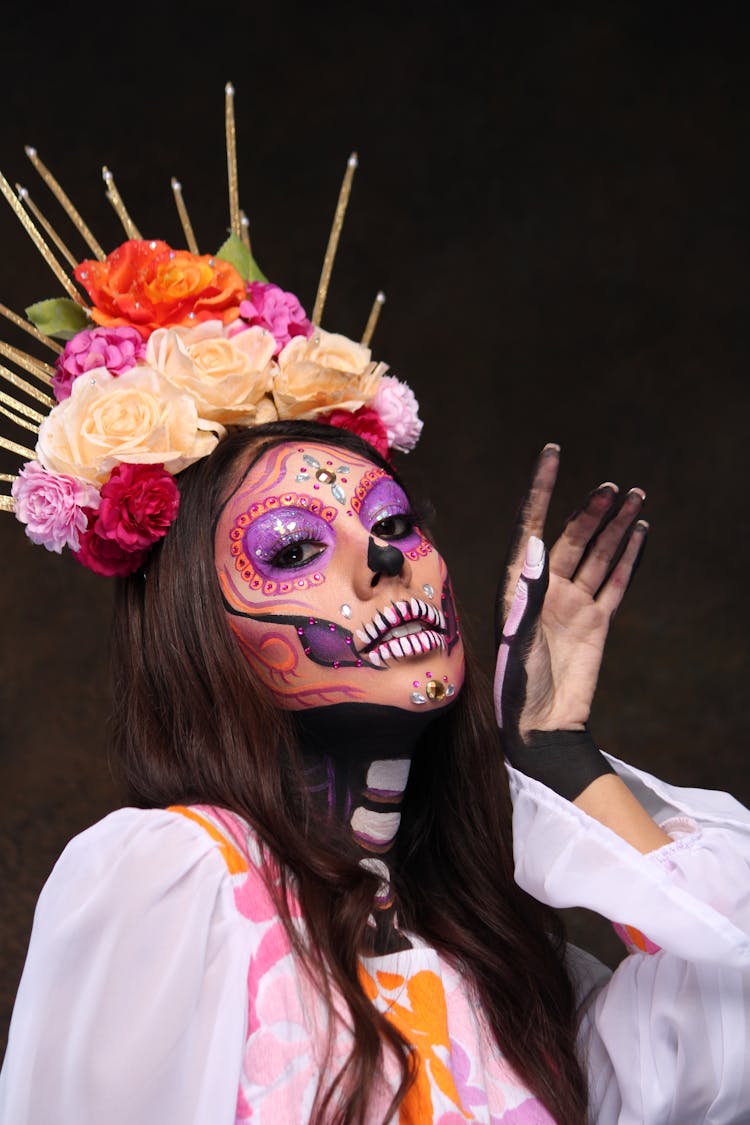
215, 441, 465, 711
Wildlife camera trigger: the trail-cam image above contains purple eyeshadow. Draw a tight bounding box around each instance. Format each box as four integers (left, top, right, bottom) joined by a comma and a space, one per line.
242, 507, 336, 578
357, 477, 422, 549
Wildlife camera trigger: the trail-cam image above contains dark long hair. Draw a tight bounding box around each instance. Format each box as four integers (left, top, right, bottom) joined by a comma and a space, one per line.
110, 420, 588, 1124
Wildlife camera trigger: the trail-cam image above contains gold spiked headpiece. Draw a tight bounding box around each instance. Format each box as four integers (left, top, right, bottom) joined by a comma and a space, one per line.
0, 84, 422, 576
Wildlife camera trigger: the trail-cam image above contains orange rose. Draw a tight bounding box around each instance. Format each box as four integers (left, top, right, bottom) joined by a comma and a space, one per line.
75, 240, 245, 339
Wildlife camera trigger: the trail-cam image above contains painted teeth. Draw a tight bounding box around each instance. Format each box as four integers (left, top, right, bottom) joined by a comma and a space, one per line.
383, 606, 398, 626
396, 600, 409, 618
365, 622, 378, 640
390, 622, 424, 639
410, 597, 420, 617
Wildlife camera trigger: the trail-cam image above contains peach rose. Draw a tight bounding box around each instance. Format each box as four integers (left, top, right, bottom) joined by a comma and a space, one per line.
37, 365, 220, 485
273, 330, 386, 420
146, 321, 279, 425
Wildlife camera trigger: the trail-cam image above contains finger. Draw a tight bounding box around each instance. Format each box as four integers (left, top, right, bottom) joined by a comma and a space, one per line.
596, 519, 649, 616
573, 487, 646, 596
495, 443, 559, 644
548, 482, 620, 579
494, 536, 548, 735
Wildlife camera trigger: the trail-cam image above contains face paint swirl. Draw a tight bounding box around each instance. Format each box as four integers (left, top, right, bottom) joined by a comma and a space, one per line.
215, 441, 464, 710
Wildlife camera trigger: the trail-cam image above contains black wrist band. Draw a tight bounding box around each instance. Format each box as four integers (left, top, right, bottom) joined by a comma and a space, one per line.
504, 728, 615, 801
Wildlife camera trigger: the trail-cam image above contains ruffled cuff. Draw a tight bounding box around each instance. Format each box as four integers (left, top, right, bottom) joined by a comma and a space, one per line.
507, 753, 750, 970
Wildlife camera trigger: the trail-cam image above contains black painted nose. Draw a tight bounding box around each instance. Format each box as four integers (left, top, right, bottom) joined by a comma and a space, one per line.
367, 536, 405, 586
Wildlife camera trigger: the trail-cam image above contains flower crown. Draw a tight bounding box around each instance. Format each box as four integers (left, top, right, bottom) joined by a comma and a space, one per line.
0, 85, 422, 577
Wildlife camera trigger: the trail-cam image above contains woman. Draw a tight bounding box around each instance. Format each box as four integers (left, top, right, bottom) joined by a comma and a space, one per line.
0, 106, 748, 1117
2, 413, 749, 1124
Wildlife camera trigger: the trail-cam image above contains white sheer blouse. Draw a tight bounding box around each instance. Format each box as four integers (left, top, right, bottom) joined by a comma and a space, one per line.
1, 753, 748, 1124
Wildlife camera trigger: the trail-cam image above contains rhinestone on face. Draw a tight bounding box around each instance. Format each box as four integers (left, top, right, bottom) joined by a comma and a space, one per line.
340, 604, 353, 618
425, 679, 446, 702
315, 468, 336, 485
423, 583, 434, 598
411, 692, 427, 705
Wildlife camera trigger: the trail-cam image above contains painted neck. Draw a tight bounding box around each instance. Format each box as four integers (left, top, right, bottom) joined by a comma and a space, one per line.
291, 703, 440, 953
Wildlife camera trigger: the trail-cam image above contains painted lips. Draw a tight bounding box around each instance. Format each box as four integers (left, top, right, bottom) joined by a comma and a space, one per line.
355, 598, 447, 667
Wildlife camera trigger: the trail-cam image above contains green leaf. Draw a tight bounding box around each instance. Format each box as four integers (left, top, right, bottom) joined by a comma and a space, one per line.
215, 234, 268, 283
25, 298, 90, 341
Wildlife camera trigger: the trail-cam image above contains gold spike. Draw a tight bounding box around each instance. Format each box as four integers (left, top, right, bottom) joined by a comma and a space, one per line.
361, 291, 386, 347
312, 152, 358, 326
0, 399, 40, 434
0, 389, 44, 424
0, 434, 35, 459
225, 82, 241, 240
0, 171, 87, 304
0, 496, 15, 512
25, 145, 106, 260
0, 362, 55, 408
16, 184, 79, 269
0, 340, 55, 383
102, 167, 142, 240
0, 301, 63, 354
171, 178, 199, 254
240, 210, 252, 253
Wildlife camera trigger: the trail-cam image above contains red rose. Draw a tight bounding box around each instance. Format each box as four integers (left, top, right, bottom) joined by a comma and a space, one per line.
320, 406, 390, 459
94, 463, 180, 551
73, 520, 149, 578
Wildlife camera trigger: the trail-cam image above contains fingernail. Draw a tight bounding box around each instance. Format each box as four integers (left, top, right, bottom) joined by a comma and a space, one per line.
542, 442, 561, 454
635, 519, 649, 532
596, 481, 619, 493
526, 535, 545, 565
628, 487, 646, 502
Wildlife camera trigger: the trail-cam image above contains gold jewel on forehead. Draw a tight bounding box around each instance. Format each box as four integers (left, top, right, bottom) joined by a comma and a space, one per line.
296, 453, 351, 505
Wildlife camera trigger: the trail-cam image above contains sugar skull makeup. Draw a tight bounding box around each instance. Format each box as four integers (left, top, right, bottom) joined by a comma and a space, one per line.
215, 440, 464, 710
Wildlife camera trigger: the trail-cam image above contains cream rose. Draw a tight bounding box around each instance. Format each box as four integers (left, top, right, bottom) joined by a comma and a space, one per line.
273, 329, 386, 420
147, 320, 278, 425
37, 365, 221, 485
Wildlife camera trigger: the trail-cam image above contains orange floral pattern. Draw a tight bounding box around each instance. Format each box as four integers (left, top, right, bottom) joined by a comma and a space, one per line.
75, 240, 245, 337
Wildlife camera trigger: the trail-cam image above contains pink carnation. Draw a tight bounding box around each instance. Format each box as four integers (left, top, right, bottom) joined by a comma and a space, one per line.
320, 405, 390, 460
369, 375, 423, 453
11, 461, 100, 553
53, 325, 147, 402
93, 463, 180, 551
73, 520, 149, 578
236, 282, 313, 356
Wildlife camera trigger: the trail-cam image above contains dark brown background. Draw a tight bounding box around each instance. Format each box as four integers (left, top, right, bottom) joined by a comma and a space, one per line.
1, 1, 749, 1057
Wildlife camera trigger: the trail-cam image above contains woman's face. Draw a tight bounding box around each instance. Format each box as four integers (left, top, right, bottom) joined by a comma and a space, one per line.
214, 439, 464, 711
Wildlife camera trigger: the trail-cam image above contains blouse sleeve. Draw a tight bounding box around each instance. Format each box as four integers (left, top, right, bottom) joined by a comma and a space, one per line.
0, 807, 251, 1125
509, 754, 750, 1123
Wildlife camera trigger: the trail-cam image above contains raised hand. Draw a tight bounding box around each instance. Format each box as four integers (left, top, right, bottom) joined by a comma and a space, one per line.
494, 443, 648, 747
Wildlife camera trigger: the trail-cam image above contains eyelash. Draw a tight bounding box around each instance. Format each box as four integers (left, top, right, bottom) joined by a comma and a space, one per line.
266, 529, 328, 570
370, 508, 423, 539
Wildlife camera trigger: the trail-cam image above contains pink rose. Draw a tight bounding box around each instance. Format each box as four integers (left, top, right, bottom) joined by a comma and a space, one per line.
369, 375, 423, 453
236, 282, 313, 355
53, 325, 147, 402
93, 463, 180, 551
320, 405, 390, 460
73, 519, 149, 577
11, 461, 100, 553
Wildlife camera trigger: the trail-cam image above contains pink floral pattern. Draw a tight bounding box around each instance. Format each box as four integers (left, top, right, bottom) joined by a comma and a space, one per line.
171, 806, 553, 1124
